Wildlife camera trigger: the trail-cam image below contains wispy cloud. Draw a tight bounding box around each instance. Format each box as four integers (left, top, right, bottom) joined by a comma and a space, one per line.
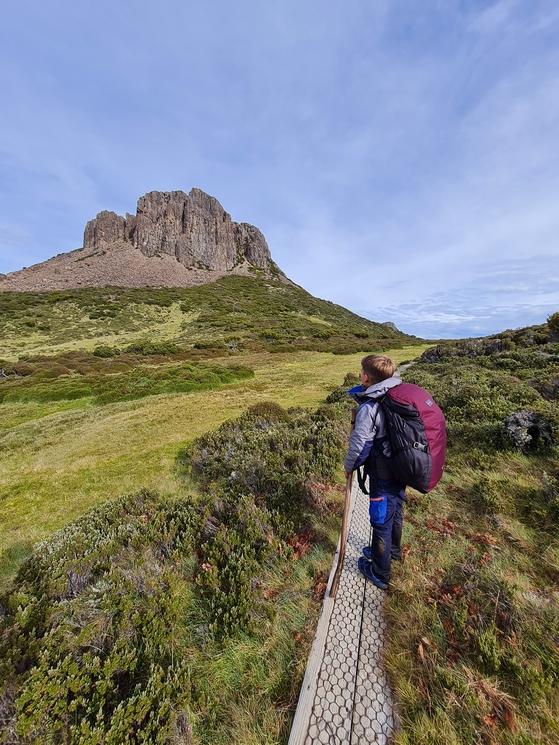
365, 258, 559, 338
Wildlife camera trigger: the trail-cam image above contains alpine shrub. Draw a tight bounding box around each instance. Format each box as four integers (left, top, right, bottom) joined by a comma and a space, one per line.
186, 403, 348, 531
93, 344, 121, 357
469, 476, 510, 515
244, 400, 291, 422
195, 494, 277, 638
124, 340, 180, 356
0, 490, 201, 744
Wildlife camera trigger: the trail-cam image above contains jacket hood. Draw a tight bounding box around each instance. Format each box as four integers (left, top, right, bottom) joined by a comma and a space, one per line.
347, 375, 401, 403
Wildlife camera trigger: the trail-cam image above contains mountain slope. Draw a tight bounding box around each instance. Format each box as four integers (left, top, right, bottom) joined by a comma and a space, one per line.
0, 276, 413, 361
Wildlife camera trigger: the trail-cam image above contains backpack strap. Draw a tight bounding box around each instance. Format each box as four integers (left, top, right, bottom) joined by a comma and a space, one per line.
357, 465, 369, 494
355, 401, 382, 496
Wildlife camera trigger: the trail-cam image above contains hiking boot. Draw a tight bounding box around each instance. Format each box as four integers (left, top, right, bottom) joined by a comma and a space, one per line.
357, 557, 388, 590
362, 546, 401, 562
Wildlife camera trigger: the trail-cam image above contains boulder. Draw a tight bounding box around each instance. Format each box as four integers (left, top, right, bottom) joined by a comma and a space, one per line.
503, 410, 554, 451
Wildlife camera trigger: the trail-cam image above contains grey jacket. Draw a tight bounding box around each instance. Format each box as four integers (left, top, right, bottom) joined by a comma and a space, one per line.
343, 376, 402, 475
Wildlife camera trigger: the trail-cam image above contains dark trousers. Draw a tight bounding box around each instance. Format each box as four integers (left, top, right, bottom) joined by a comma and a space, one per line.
368, 479, 406, 584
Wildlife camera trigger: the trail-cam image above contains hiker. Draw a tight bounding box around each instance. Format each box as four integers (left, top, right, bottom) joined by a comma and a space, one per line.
343, 354, 406, 591
344, 354, 446, 590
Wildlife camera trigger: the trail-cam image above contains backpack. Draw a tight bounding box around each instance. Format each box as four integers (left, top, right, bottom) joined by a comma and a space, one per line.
360, 383, 447, 494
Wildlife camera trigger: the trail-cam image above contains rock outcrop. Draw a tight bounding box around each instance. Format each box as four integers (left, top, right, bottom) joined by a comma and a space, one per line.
381, 321, 399, 332
83, 188, 273, 273
0, 188, 285, 292
503, 410, 554, 452
83, 210, 127, 248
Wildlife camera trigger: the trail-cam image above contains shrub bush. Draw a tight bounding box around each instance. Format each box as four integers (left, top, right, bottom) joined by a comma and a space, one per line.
0, 363, 253, 406
468, 476, 510, 515
186, 402, 348, 533
0, 490, 201, 744
94, 363, 253, 405
195, 493, 277, 638
344, 372, 360, 386
124, 341, 180, 356
244, 400, 291, 422
93, 344, 121, 357
193, 340, 227, 350
312, 328, 334, 339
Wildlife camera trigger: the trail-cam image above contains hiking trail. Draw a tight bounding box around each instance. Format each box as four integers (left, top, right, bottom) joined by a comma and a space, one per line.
288, 362, 417, 743
288, 479, 395, 744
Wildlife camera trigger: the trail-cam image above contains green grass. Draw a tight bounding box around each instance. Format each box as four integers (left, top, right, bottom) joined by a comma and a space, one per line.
1, 280, 557, 743
0, 394, 349, 743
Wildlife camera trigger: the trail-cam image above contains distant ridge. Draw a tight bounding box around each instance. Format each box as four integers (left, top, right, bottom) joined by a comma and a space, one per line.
0, 188, 288, 292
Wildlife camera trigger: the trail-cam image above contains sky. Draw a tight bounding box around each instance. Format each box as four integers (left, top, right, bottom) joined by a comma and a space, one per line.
1, 0, 558, 339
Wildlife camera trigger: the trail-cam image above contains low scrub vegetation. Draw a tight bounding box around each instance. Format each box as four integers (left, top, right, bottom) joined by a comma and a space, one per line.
0, 360, 253, 405
0, 277, 414, 360
0, 345, 422, 596
0, 395, 350, 743
385, 313, 559, 744
187, 400, 348, 535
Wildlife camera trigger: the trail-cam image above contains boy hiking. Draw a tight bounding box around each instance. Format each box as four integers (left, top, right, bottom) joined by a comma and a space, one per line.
344, 354, 446, 591
344, 355, 404, 590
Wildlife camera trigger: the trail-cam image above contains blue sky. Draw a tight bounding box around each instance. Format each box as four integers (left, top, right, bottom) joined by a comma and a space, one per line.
1, 0, 558, 339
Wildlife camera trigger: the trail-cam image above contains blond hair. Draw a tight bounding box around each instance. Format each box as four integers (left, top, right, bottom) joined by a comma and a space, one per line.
361, 354, 396, 383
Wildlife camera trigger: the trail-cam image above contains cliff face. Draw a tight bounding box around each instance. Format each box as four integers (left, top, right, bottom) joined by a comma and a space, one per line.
0, 188, 284, 292
83, 188, 272, 272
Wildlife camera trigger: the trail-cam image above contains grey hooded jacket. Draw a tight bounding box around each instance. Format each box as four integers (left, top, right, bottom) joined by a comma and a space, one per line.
343, 376, 402, 476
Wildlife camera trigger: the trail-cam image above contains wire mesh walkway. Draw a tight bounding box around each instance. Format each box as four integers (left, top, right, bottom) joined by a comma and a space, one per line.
288, 482, 395, 745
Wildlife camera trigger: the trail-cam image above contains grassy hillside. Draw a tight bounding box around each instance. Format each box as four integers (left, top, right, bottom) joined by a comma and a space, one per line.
0, 278, 420, 594
385, 315, 559, 744
0, 276, 412, 361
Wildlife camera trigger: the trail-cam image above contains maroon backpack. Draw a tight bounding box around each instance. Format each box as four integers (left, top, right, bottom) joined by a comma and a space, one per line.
380, 383, 446, 493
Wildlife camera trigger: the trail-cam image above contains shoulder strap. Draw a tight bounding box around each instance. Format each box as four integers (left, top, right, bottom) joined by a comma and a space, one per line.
356, 402, 382, 495
357, 465, 368, 494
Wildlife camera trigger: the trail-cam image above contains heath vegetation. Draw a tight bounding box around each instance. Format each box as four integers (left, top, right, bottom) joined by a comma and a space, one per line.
384, 314, 558, 744
0, 397, 351, 744
2, 278, 556, 743
0, 277, 412, 361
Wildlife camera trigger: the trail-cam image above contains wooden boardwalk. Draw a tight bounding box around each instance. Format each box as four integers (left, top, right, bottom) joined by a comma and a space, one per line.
288, 481, 395, 744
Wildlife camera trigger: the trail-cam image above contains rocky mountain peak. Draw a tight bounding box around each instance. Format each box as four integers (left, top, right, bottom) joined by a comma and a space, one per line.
0, 188, 285, 292
83, 188, 273, 273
